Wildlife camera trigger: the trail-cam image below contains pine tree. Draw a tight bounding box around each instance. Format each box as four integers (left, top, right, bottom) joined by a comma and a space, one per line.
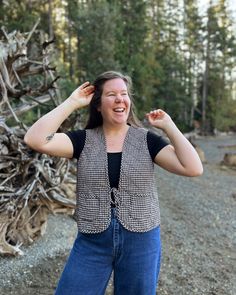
201, 0, 236, 133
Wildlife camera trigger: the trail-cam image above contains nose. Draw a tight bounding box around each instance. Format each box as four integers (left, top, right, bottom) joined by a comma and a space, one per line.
115, 94, 124, 103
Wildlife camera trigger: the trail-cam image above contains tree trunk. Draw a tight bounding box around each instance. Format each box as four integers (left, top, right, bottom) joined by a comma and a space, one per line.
48, 0, 54, 39
201, 6, 211, 135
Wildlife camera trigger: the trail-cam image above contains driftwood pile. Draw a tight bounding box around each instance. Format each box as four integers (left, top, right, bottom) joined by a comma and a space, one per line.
0, 24, 76, 256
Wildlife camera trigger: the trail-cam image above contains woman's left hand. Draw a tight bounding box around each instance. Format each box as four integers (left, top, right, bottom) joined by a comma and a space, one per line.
146, 109, 174, 131
146, 109, 203, 177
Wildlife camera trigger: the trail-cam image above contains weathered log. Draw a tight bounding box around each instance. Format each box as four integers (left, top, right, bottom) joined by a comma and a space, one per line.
195, 146, 206, 163
222, 153, 236, 167
188, 136, 206, 163
0, 120, 76, 256
218, 144, 236, 149
0, 94, 52, 120
0, 24, 77, 256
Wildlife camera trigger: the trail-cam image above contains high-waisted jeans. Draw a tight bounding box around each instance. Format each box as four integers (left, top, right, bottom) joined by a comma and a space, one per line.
54, 208, 161, 295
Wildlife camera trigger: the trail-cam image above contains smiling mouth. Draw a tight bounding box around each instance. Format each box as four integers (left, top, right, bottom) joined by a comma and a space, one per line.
113, 108, 125, 113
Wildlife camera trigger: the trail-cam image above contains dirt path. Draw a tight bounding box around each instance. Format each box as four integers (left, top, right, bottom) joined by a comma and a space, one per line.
0, 135, 235, 295
157, 135, 236, 295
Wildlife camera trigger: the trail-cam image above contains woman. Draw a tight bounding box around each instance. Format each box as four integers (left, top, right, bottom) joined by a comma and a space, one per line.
24, 71, 203, 295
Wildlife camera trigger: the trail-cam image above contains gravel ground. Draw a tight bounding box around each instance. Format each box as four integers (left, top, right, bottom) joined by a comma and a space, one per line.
0, 134, 235, 295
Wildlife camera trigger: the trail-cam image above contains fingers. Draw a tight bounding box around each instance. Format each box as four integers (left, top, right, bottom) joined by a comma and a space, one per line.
150, 109, 164, 115
79, 82, 95, 95
84, 85, 95, 94
80, 81, 90, 88
146, 109, 165, 118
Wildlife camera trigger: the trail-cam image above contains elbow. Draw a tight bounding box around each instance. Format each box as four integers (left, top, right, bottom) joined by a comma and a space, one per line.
24, 133, 35, 150
187, 165, 204, 177
24, 133, 31, 147
24, 133, 42, 152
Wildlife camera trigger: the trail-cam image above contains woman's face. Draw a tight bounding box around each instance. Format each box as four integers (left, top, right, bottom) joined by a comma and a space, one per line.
99, 78, 131, 126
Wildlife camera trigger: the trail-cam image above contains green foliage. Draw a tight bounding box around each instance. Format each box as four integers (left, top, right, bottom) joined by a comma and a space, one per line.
112, 0, 155, 118
2, 0, 236, 133
0, 0, 54, 35
16, 108, 39, 127
76, 1, 120, 81
201, 0, 236, 133
57, 72, 77, 100
214, 98, 236, 132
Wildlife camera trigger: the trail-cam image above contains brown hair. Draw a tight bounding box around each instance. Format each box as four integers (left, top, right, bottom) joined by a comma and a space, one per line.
85, 71, 142, 129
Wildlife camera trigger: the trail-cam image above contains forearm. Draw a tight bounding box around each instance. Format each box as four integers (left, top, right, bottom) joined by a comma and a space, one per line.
163, 121, 203, 173
24, 98, 77, 149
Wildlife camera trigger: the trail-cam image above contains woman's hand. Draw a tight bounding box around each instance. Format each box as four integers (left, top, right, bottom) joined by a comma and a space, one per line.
68, 81, 95, 110
146, 109, 174, 131
146, 109, 203, 177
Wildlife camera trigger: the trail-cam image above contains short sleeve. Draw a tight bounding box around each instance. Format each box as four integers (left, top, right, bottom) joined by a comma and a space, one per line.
64, 129, 86, 159
147, 131, 169, 161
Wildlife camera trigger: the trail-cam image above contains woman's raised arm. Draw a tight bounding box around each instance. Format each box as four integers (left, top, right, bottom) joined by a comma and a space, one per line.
24, 82, 94, 158
146, 109, 203, 177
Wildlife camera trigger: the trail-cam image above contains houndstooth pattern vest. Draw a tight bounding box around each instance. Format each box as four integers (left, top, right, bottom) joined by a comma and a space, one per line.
74, 125, 161, 233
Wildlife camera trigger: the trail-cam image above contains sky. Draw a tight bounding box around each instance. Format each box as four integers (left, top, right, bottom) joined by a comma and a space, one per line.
198, 0, 236, 17
198, 0, 236, 32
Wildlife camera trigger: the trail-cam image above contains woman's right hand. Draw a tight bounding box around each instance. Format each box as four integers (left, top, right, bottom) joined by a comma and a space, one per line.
68, 81, 95, 109
24, 81, 94, 158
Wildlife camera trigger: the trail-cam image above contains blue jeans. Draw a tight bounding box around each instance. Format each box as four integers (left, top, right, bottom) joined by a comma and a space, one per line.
55, 208, 161, 295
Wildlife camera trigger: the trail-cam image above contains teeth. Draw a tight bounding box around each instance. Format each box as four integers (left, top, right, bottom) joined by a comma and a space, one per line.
114, 108, 125, 112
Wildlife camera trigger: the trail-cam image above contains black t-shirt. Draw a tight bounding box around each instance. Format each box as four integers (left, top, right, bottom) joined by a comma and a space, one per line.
65, 129, 169, 190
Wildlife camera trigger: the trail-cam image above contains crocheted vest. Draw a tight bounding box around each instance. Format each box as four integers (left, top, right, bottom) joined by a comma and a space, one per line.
75, 126, 160, 233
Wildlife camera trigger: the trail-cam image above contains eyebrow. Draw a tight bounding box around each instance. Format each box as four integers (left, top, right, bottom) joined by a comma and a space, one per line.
105, 90, 128, 94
